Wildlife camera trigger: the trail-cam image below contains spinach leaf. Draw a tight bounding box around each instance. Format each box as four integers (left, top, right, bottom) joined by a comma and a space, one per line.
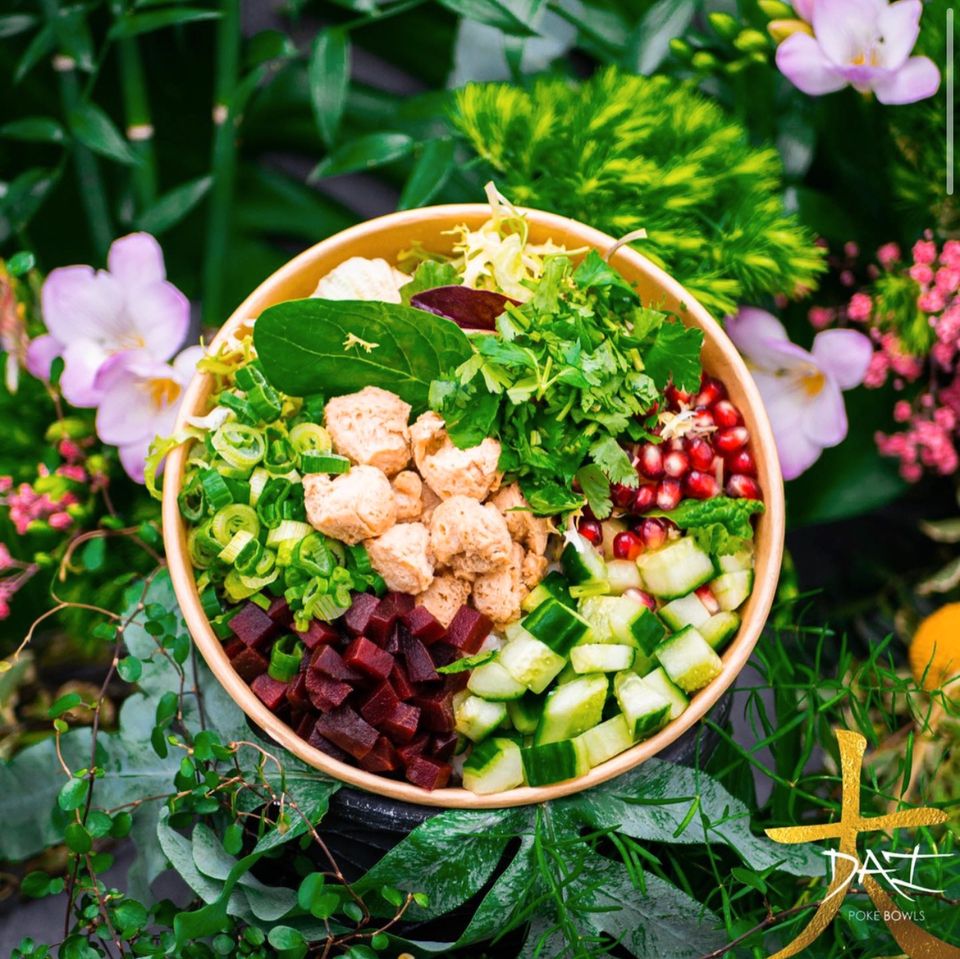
654, 496, 765, 554
400, 259, 460, 304
253, 297, 473, 411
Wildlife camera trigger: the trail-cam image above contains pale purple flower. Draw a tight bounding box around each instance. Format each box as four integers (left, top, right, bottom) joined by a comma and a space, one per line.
776, 0, 940, 105
27, 233, 189, 407
94, 346, 202, 482
727, 307, 873, 480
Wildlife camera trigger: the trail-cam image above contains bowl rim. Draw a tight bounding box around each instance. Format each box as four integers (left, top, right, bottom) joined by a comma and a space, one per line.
162, 202, 785, 809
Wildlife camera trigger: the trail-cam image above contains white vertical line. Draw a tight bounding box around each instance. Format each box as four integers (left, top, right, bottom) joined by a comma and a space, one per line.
948, 7, 955, 196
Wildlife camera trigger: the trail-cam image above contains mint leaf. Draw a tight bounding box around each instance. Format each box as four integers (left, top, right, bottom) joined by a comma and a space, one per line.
655, 496, 764, 555
643, 320, 703, 392
576, 464, 612, 519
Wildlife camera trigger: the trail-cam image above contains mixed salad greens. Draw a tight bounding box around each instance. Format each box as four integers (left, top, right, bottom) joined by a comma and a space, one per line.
174, 187, 766, 794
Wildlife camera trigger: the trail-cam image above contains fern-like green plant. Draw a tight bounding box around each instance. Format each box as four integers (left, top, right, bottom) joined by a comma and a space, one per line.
453, 67, 825, 317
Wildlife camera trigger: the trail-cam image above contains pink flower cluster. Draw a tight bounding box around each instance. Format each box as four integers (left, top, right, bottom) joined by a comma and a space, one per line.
814, 236, 960, 481
0, 542, 37, 620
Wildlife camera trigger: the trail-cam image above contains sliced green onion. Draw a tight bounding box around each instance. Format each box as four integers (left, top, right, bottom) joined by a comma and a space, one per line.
224, 478, 251, 505
280, 493, 307, 521
219, 391, 257, 424
290, 422, 331, 455
249, 592, 271, 612
224, 568, 278, 602
211, 503, 260, 546
294, 533, 335, 577
233, 538, 265, 576
263, 427, 296, 475
268, 635, 303, 682
178, 473, 205, 522
200, 585, 222, 619
248, 383, 282, 422
200, 468, 232, 512
235, 364, 267, 391
210, 612, 234, 639
302, 394, 326, 423
188, 524, 222, 569
300, 453, 350, 474
218, 529, 255, 564
212, 422, 266, 470
266, 520, 313, 548
249, 467, 270, 505
256, 477, 294, 528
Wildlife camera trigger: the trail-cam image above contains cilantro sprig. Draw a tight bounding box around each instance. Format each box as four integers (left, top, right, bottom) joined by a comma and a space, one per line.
428, 251, 703, 517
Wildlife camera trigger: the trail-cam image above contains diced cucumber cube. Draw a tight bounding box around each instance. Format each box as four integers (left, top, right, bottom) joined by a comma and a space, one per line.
577, 713, 635, 767
554, 662, 579, 685
521, 738, 589, 786
699, 611, 740, 651
463, 738, 524, 794
659, 592, 711, 631
613, 672, 671, 739
499, 629, 566, 693
608, 596, 666, 655
454, 695, 508, 742
655, 626, 723, 693
507, 692, 542, 735
570, 644, 635, 674
561, 533, 608, 587
604, 559, 644, 595
711, 571, 754, 611
717, 548, 754, 573
521, 571, 573, 613
535, 674, 608, 744
578, 595, 619, 643
637, 537, 716, 599
523, 597, 591, 655
467, 660, 527, 701
641, 666, 689, 720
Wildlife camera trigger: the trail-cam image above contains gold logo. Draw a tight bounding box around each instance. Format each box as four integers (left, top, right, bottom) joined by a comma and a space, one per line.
765, 729, 959, 958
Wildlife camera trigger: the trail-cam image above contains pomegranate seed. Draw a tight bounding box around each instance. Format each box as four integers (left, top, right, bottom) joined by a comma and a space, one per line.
725, 448, 756, 475
726, 474, 762, 499
656, 478, 681, 510
613, 530, 644, 560
578, 517, 603, 544
663, 450, 689, 478
684, 470, 719, 499
695, 585, 720, 614
712, 400, 742, 428
715, 426, 750, 453
632, 484, 657, 513
665, 384, 693, 408
686, 437, 714, 471
624, 587, 657, 610
637, 443, 664, 479
693, 408, 715, 430
638, 517, 668, 550
610, 482, 638, 509
695, 376, 726, 407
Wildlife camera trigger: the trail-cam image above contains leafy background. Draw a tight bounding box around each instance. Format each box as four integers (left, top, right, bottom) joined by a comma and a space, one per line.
1, 0, 959, 956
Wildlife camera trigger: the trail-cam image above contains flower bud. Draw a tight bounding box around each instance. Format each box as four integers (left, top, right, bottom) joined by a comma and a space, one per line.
758, 0, 794, 18
708, 11, 739, 39
767, 18, 812, 43
669, 37, 693, 61
691, 51, 718, 71
734, 28, 769, 52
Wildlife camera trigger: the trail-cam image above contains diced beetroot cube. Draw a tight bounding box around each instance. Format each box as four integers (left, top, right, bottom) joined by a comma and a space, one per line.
307, 724, 351, 763
296, 618, 340, 650
343, 636, 395, 681
390, 663, 415, 700
396, 733, 429, 766
313, 706, 379, 760
401, 632, 439, 684
295, 712, 315, 739
401, 605, 446, 645
286, 671, 310, 710
382, 624, 401, 656
431, 731, 459, 761
305, 669, 352, 711
343, 593, 380, 636
251, 673, 288, 711
413, 691, 454, 732
359, 735, 400, 774
224, 640, 269, 682
365, 599, 400, 644
383, 702, 420, 743
360, 681, 400, 726
311, 645, 362, 682
446, 606, 492, 654
266, 596, 293, 625
444, 671, 470, 694
405, 755, 451, 791
229, 603, 280, 649
429, 642, 460, 668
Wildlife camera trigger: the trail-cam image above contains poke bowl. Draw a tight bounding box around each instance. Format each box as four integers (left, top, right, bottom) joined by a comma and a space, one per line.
161, 191, 785, 808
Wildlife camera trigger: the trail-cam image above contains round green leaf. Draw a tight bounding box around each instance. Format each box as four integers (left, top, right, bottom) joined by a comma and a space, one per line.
223, 823, 243, 856
64, 822, 92, 854
57, 777, 89, 812
116, 656, 142, 683
267, 926, 305, 950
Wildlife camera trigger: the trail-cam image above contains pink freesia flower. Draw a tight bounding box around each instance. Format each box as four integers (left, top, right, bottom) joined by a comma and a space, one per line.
776, 0, 940, 105
27, 233, 189, 407
95, 345, 202, 482
727, 307, 873, 479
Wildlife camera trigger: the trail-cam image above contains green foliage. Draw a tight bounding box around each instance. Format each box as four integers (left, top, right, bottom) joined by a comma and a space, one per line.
453, 67, 826, 317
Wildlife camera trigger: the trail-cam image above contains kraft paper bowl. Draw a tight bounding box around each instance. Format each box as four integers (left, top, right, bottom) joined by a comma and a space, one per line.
162, 204, 785, 809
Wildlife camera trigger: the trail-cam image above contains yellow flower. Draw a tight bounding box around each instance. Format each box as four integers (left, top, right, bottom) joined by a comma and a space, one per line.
910, 604, 960, 692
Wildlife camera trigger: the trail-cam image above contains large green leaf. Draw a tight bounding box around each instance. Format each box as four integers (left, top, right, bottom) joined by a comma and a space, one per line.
108, 7, 221, 39
68, 101, 138, 166
135, 175, 213, 235
310, 132, 414, 179
437, 0, 538, 36
398, 138, 455, 210
0, 117, 66, 144
628, 0, 696, 75
308, 27, 350, 147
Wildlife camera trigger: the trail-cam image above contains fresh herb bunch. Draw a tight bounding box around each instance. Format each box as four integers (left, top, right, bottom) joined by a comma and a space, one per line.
429, 251, 703, 516
453, 67, 826, 318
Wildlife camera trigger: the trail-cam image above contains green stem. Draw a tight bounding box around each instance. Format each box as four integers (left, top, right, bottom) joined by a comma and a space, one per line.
202, 0, 241, 328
